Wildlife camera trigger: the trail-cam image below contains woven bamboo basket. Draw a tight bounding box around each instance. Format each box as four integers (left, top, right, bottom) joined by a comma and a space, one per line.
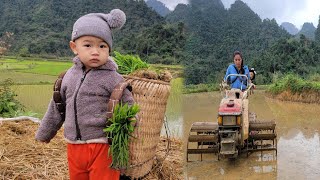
123, 75, 171, 178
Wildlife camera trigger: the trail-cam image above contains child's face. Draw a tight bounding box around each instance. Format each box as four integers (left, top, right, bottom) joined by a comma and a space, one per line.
70, 36, 109, 70
250, 72, 254, 80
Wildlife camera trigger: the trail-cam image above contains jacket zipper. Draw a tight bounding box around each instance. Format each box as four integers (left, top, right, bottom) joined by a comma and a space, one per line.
73, 69, 91, 140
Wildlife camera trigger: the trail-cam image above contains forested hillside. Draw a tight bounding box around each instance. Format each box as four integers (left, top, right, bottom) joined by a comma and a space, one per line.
316, 18, 320, 43
297, 22, 316, 40
0, 0, 185, 63
167, 0, 291, 84
1, 0, 320, 85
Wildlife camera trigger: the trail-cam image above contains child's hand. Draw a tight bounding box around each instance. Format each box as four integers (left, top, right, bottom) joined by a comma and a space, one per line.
120, 168, 126, 175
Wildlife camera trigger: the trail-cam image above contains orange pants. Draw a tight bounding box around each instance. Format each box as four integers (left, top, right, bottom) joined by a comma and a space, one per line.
67, 143, 120, 180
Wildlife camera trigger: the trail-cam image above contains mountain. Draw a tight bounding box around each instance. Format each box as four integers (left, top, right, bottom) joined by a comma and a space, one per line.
297, 22, 316, 40
146, 0, 171, 17
281, 22, 299, 35
166, 4, 189, 23
0, 0, 165, 56
316, 17, 320, 43
1, 0, 319, 85
167, 0, 290, 84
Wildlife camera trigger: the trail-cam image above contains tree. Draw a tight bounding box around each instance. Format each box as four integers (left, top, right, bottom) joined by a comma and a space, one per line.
0, 32, 14, 55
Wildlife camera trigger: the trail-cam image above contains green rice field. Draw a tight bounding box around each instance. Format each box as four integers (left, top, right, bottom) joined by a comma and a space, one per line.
0, 71, 57, 84
0, 57, 183, 117
13, 85, 52, 117
0, 58, 72, 76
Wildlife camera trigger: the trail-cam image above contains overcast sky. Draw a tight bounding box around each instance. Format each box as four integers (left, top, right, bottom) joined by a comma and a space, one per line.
156, 0, 320, 29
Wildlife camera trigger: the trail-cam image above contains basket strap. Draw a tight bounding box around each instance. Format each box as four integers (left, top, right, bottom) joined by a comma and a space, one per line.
106, 81, 132, 121
53, 71, 67, 120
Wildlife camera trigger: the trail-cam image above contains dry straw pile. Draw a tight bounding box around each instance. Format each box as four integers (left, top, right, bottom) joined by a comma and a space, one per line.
0, 120, 183, 179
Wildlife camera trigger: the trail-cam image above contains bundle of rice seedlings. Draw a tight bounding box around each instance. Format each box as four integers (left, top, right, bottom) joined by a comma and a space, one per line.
113, 51, 149, 75
103, 103, 139, 169
113, 51, 172, 82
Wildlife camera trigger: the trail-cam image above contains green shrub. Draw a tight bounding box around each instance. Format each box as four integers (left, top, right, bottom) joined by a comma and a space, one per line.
0, 79, 24, 117
146, 54, 162, 64
267, 74, 320, 95
308, 73, 320, 82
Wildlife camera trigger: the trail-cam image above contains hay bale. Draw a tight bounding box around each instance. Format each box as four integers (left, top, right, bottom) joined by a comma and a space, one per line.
0, 120, 68, 179
0, 120, 183, 180
144, 138, 183, 180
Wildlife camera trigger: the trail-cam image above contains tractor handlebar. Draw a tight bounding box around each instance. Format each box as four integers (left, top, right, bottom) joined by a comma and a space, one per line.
224, 74, 249, 83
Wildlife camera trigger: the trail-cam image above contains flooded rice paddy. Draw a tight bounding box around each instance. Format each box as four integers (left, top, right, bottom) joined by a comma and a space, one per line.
183, 90, 320, 180
13, 85, 320, 180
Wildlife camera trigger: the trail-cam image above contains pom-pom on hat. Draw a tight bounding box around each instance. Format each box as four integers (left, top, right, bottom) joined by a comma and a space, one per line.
71, 9, 126, 51
249, 68, 256, 75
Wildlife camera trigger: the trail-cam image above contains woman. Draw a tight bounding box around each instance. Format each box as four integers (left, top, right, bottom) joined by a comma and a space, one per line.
224, 51, 250, 90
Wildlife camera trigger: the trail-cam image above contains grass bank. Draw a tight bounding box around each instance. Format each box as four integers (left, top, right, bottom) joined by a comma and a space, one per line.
267, 74, 320, 103
182, 83, 269, 94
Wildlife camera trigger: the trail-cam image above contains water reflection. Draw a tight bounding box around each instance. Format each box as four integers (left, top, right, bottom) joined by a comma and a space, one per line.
277, 132, 320, 180
162, 79, 184, 137
186, 152, 277, 179
183, 90, 320, 180
251, 153, 277, 174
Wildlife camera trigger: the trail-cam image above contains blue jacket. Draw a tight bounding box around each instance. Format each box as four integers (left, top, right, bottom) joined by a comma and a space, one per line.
224, 64, 250, 90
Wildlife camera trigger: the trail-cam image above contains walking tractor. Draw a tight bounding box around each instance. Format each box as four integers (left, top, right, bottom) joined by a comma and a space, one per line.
187, 74, 277, 161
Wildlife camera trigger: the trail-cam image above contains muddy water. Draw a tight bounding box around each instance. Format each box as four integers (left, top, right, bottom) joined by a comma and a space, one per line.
181, 90, 320, 180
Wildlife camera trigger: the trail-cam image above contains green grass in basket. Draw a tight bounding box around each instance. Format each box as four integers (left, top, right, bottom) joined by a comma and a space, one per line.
113, 51, 149, 75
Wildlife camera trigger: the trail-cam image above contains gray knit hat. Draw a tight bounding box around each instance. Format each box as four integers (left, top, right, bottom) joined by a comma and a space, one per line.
71, 9, 126, 51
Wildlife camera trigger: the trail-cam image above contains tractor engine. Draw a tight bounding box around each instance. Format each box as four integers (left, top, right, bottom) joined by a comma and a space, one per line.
217, 91, 243, 158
